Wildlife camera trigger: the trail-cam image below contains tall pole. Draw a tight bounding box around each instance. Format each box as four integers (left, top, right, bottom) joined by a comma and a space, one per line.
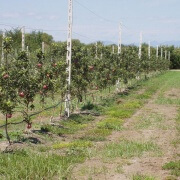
148, 41, 151, 59
116, 23, 122, 92
138, 32, 142, 59
165, 50, 167, 59
156, 45, 159, 58
161, 47, 163, 59
26, 46, 29, 55
118, 23, 122, 54
1, 32, 5, 65
21, 26, 25, 51
112, 45, 114, 54
42, 42, 45, 53
101, 44, 103, 59
65, 0, 73, 117
95, 42, 98, 58
168, 51, 171, 61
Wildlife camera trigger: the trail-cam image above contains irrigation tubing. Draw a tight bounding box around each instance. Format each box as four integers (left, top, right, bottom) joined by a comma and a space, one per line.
0, 76, 146, 129
0, 89, 102, 129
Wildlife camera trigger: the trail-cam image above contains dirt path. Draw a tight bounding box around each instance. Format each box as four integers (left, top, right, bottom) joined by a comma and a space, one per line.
72, 89, 180, 180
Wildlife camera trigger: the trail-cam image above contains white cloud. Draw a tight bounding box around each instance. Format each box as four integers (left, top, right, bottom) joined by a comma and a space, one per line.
149, 17, 180, 24
35, 15, 43, 20
48, 15, 59, 20
26, 12, 36, 16
0, 11, 60, 22
1, 12, 20, 18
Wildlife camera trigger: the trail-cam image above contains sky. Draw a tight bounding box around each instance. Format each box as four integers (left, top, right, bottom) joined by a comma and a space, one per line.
0, 0, 180, 45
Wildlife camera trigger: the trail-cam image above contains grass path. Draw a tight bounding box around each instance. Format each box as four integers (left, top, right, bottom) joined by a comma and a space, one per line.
71, 71, 180, 180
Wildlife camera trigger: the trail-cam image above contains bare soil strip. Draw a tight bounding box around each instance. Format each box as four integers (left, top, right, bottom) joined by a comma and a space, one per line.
72, 88, 179, 180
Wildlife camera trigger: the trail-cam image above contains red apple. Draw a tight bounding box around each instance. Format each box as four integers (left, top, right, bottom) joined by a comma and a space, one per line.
52, 63, 57, 67
43, 85, 48, 90
37, 63, 43, 68
3, 74, 9, 79
6, 114, 12, 118
19, 92, 25, 98
89, 66, 94, 70
27, 123, 32, 129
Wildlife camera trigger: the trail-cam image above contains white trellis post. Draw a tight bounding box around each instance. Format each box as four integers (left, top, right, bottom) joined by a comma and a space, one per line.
161, 47, 163, 59
148, 41, 151, 59
1, 32, 5, 65
116, 23, 122, 91
101, 52, 103, 59
65, 0, 73, 117
165, 50, 167, 59
137, 31, 142, 80
168, 51, 171, 61
112, 45, 114, 54
42, 42, 45, 53
101, 44, 103, 59
95, 42, 98, 58
156, 45, 159, 58
138, 32, 142, 59
21, 26, 25, 51
118, 23, 122, 54
26, 46, 29, 56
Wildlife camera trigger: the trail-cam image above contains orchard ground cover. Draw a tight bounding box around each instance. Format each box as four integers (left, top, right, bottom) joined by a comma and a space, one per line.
0, 71, 179, 180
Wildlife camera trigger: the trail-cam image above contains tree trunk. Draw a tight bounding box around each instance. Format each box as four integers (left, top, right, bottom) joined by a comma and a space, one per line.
5, 115, 11, 145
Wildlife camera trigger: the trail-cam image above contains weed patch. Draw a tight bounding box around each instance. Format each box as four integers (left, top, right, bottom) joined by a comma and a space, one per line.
162, 161, 180, 177
133, 173, 157, 180
40, 115, 94, 135
0, 150, 86, 180
102, 140, 161, 159
81, 128, 112, 141
97, 118, 124, 130
52, 140, 93, 149
135, 113, 164, 129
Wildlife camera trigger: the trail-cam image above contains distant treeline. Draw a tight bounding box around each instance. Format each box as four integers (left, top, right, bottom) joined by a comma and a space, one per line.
0, 29, 179, 69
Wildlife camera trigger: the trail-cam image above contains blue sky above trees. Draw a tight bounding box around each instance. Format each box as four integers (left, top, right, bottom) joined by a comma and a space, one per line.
0, 0, 179, 44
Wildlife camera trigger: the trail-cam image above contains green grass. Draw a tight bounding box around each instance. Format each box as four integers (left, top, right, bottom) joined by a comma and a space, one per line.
171, 108, 180, 148
102, 140, 161, 159
162, 161, 180, 177
1, 71, 180, 179
52, 140, 93, 149
171, 139, 180, 148
67, 114, 95, 124
155, 71, 180, 105
97, 118, 124, 130
133, 174, 157, 180
135, 113, 165, 130
40, 114, 94, 135
41, 123, 87, 135
123, 100, 142, 109
81, 128, 112, 141
0, 149, 87, 180
78, 165, 108, 178
176, 109, 180, 133
156, 97, 180, 105
106, 100, 142, 119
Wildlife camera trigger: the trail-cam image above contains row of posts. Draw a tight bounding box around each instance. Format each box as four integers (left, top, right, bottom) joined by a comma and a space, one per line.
1, 30, 171, 64
95, 31, 170, 61
1, 27, 45, 64
0, 0, 172, 118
